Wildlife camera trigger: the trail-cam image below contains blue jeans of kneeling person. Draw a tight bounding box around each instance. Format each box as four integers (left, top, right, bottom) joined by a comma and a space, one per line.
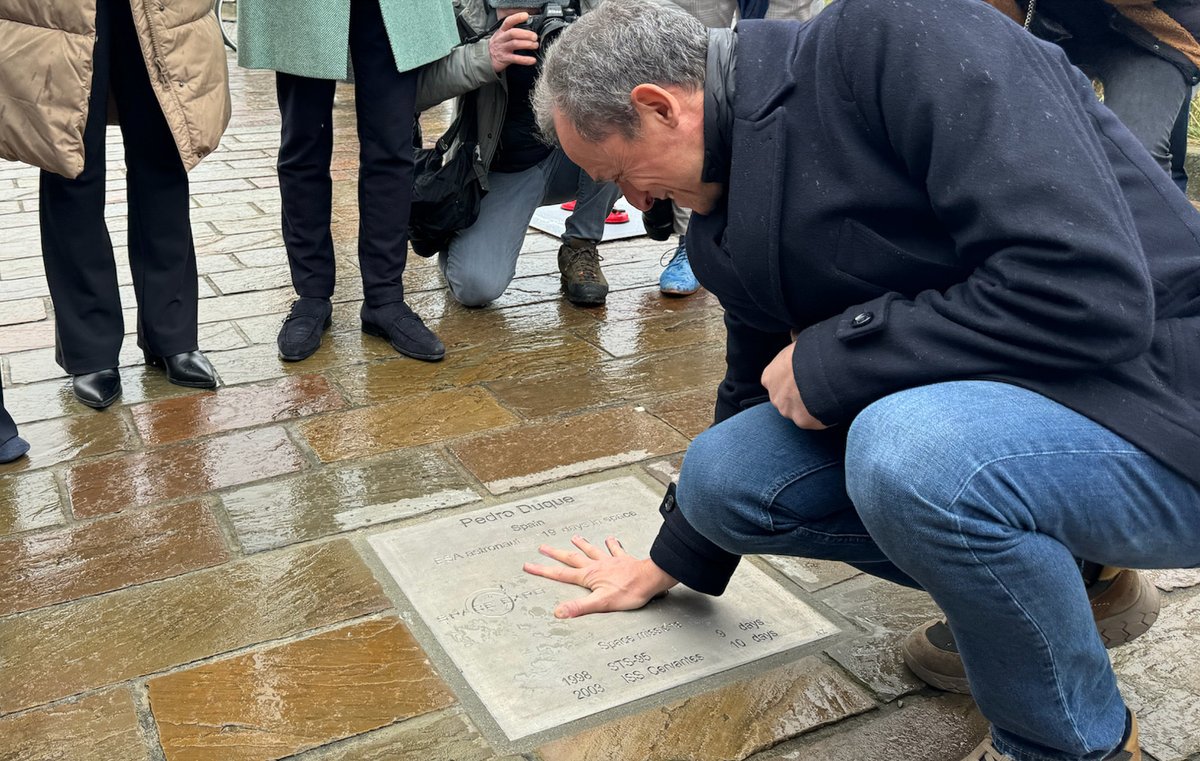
677, 381, 1200, 761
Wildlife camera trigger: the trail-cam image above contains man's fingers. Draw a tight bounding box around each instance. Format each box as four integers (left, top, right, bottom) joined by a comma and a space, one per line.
605, 536, 630, 558
538, 543, 589, 567
571, 535, 606, 561
499, 11, 530, 30
554, 590, 612, 619
524, 561, 587, 586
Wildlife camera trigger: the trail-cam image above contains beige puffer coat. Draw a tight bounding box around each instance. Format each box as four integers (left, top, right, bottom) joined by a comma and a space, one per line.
0, 0, 230, 179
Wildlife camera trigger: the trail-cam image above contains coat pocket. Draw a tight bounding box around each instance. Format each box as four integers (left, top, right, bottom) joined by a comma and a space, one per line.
833, 218, 967, 294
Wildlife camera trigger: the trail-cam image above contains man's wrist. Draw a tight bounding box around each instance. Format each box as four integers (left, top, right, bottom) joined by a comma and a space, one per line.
640, 558, 678, 596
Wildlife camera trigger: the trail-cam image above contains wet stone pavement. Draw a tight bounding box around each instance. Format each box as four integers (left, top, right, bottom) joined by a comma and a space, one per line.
3, 54, 1200, 761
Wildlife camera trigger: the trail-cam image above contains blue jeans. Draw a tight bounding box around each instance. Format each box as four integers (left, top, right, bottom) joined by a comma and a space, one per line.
677, 381, 1200, 761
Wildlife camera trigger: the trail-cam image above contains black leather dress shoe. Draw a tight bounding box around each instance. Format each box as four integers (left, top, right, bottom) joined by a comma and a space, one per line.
361, 302, 445, 362
144, 350, 217, 388
641, 198, 675, 242
278, 297, 333, 362
73, 369, 122, 409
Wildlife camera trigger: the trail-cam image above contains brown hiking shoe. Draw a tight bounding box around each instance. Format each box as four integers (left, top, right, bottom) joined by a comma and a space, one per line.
903, 568, 1161, 694
558, 239, 608, 305
961, 712, 1140, 760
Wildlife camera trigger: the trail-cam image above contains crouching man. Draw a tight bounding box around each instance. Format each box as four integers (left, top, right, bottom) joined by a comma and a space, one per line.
415, 0, 621, 307
523, 1, 1200, 759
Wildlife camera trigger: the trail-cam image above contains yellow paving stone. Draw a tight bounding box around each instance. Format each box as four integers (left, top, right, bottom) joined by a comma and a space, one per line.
645, 390, 717, 439
300, 387, 517, 463
0, 540, 388, 714
486, 343, 726, 419
0, 469, 62, 537
0, 501, 230, 616
570, 308, 726, 359
327, 333, 605, 405
0, 412, 136, 474
0, 689, 148, 761
2, 370, 206, 426
221, 449, 480, 553
291, 709, 521, 761
130, 375, 346, 446
537, 657, 876, 761
66, 426, 309, 517
148, 619, 455, 761
448, 406, 689, 494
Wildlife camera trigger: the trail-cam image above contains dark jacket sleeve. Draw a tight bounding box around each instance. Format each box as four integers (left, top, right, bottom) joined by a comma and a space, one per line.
791, 0, 1155, 425
716, 310, 791, 423
648, 483, 741, 595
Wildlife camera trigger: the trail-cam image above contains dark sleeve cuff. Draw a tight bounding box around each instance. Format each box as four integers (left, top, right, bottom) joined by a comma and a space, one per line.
648, 483, 741, 596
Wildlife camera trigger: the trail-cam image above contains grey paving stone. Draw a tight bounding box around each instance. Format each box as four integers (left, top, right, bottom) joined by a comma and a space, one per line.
752, 693, 988, 761
1113, 587, 1200, 761
820, 578, 942, 701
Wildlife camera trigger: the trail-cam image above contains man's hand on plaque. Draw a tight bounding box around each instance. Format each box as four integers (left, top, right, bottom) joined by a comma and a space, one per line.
523, 535, 678, 619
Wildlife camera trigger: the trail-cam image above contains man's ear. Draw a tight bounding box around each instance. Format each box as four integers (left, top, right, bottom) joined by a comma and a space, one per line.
630, 84, 680, 127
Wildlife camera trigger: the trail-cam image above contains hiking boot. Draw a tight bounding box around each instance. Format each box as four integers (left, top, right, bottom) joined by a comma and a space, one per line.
278, 297, 333, 362
962, 711, 1140, 760
361, 301, 445, 362
558, 238, 608, 306
903, 568, 1161, 694
659, 238, 699, 296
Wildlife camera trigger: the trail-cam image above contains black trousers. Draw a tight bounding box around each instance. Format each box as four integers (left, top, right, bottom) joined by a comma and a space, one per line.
39, 0, 199, 374
276, 0, 419, 307
0, 383, 17, 447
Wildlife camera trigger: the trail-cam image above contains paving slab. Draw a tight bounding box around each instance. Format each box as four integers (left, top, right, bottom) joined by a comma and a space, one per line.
0, 540, 387, 714
0, 689, 149, 761
221, 448, 481, 553
1112, 587, 1200, 761
368, 475, 841, 742
148, 618, 455, 761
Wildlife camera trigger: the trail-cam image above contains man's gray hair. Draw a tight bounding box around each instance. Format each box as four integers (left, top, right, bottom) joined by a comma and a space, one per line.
533, 0, 708, 145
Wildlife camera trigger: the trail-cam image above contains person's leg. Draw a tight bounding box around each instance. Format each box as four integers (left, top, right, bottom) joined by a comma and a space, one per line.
846, 381, 1200, 760
675, 402, 917, 587
548, 153, 621, 245
109, 0, 199, 360
439, 164, 547, 307
348, 0, 419, 308
1082, 39, 1190, 174
276, 73, 337, 299
38, 0, 121, 375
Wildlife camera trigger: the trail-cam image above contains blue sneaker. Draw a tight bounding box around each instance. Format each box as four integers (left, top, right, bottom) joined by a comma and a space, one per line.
659, 239, 699, 296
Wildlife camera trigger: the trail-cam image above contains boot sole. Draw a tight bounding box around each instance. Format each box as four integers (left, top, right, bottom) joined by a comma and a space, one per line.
361, 320, 445, 362
901, 633, 971, 695
561, 276, 608, 306
1096, 572, 1161, 648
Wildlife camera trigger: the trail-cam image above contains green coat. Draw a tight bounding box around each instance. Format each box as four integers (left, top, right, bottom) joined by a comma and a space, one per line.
237, 0, 458, 79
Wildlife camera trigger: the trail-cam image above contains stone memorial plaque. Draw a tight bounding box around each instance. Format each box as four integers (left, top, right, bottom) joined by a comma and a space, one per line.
368, 475, 839, 740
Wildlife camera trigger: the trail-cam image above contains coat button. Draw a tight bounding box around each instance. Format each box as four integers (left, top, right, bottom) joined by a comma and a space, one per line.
851, 311, 874, 327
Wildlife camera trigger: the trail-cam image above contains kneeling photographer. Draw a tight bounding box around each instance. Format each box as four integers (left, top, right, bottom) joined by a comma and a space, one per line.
414, 0, 621, 307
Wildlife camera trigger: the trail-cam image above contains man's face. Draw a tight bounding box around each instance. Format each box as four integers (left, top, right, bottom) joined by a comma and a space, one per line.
552, 85, 724, 215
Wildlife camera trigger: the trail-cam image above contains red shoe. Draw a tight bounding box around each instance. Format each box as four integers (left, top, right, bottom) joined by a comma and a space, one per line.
605, 208, 629, 224
560, 200, 577, 211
